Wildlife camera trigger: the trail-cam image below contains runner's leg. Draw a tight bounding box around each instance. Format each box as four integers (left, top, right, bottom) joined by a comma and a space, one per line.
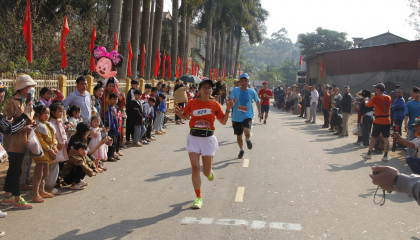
189, 152, 201, 191
202, 156, 214, 178
244, 128, 251, 141
237, 134, 244, 149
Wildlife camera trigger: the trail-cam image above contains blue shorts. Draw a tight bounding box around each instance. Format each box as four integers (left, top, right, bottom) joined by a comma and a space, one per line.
261, 105, 270, 113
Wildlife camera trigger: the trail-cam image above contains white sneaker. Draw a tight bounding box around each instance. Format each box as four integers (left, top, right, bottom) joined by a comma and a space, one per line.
360, 143, 368, 148
0, 211, 6, 218
79, 180, 88, 186
363, 153, 372, 159
381, 157, 388, 161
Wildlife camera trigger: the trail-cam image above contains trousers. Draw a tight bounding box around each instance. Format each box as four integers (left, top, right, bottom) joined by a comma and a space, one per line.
134, 125, 146, 144
323, 109, 329, 126
3, 152, 25, 196
309, 103, 317, 122
342, 112, 351, 135
45, 163, 59, 189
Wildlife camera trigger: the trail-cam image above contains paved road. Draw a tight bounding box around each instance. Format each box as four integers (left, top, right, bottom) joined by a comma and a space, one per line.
1, 105, 419, 239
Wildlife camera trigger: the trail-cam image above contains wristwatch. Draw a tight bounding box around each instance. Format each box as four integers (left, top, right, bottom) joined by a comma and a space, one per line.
392, 174, 399, 191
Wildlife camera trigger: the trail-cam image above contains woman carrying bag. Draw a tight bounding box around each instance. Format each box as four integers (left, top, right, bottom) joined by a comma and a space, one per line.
1, 75, 37, 210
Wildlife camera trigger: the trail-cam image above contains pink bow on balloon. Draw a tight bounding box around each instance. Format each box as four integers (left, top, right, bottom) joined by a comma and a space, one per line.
93, 47, 122, 66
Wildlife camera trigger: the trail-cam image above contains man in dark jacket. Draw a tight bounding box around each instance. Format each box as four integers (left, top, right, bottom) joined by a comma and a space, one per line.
340, 85, 352, 138
299, 84, 308, 118
125, 79, 139, 145
130, 90, 145, 147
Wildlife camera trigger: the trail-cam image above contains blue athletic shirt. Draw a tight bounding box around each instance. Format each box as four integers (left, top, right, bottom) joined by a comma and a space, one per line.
229, 87, 259, 122
405, 100, 420, 131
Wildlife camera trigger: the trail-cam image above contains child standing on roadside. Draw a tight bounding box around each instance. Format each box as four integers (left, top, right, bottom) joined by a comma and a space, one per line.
143, 97, 156, 142
66, 105, 81, 138
89, 116, 107, 170
154, 93, 167, 135
33, 105, 58, 203
130, 90, 145, 147
105, 93, 120, 162
46, 102, 69, 195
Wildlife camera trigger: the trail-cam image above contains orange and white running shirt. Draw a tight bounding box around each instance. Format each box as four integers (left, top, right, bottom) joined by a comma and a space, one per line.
183, 99, 225, 131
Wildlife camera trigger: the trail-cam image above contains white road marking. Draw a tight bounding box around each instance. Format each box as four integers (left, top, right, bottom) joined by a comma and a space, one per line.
243, 159, 249, 168
180, 217, 302, 231
235, 187, 245, 202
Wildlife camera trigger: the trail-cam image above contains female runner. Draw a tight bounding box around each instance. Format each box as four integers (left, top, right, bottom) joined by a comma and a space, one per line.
174, 79, 234, 209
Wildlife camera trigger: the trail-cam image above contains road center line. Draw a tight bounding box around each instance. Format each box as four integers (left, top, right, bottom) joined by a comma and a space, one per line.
243, 159, 249, 168
235, 187, 245, 202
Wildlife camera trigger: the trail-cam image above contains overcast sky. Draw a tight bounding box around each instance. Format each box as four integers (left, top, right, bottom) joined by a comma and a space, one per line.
162, 0, 417, 42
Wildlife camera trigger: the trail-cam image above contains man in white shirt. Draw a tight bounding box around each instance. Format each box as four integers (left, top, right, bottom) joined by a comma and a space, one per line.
306, 84, 319, 124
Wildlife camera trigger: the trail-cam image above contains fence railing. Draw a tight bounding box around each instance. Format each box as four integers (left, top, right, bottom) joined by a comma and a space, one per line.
0, 73, 174, 109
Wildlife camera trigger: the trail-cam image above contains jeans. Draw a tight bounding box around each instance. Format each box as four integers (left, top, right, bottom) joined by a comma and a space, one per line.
322, 109, 329, 126
300, 101, 306, 117
175, 103, 185, 121
306, 107, 310, 120
408, 129, 416, 157
362, 115, 373, 147
309, 103, 317, 122
107, 135, 118, 158
154, 112, 164, 133
406, 157, 420, 174
4, 152, 25, 196
342, 112, 351, 136
134, 125, 146, 144
295, 101, 299, 114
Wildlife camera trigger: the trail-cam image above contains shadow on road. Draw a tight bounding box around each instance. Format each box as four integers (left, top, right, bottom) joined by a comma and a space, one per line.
144, 158, 240, 182
52, 201, 191, 240
327, 159, 374, 172
359, 188, 414, 204
323, 143, 361, 154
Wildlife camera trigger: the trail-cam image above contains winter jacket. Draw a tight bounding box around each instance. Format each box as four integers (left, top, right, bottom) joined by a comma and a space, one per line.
33, 120, 58, 164
392, 97, 406, 121
173, 86, 189, 103
62, 147, 96, 178
125, 88, 136, 125
48, 118, 69, 163
3, 94, 35, 153
341, 92, 353, 113
104, 105, 120, 137
143, 102, 154, 120
129, 99, 145, 125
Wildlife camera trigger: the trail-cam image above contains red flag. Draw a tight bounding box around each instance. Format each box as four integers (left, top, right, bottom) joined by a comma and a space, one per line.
176, 56, 179, 79
141, 43, 146, 77
23, 0, 32, 63
128, 41, 133, 77
299, 54, 302, 66
223, 64, 226, 80
89, 26, 96, 71
113, 32, 118, 51
321, 60, 325, 77
154, 48, 161, 77
167, 54, 171, 79
162, 52, 166, 79
213, 69, 217, 82
59, 16, 69, 69
185, 58, 189, 74
180, 57, 183, 76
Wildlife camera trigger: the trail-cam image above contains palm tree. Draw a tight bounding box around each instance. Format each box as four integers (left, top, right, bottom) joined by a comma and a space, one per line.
139, 0, 151, 78
130, 0, 142, 79
171, 0, 179, 79
107, 0, 122, 51
116, 0, 133, 80
150, 0, 164, 79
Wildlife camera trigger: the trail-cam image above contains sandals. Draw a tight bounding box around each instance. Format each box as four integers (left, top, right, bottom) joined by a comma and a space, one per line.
47, 188, 61, 195
116, 152, 124, 156
79, 180, 88, 186
40, 192, 54, 198
69, 184, 85, 190
32, 196, 44, 203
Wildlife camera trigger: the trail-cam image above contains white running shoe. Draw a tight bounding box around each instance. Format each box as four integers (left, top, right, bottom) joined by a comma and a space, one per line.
381, 157, 388, 162
363, 154, 372, 159
0, 211, 6, 218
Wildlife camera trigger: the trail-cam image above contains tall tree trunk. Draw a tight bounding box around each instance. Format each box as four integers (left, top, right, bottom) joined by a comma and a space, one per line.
179, 0, 186, 74
146, 0, 155, 79
171, 0, 179, 79
219, 29, 225, 74
116, 0, 133, 80
204, 19, 212, 77
184, 17, 191, 74
233, 34, 241, 79
228, 25, 235, 77
139, 0, 151, 78
150, 0, 164, 79
107, 0, 122, 51
225, 29, 231, 76
130, 0, 142, 79
214, 31, 220, 73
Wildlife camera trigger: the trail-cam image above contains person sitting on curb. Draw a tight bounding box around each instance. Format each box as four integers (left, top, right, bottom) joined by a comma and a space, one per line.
392, 119, 420, 174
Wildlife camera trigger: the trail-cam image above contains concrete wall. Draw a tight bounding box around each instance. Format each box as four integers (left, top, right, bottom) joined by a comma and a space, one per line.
363, 34, 408, 48
324, 69, 420, 99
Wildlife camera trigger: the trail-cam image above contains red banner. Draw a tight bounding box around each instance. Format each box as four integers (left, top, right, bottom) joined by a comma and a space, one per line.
167, 54, 171, 80
162, 52, 166, 79
141, 43, 146, 77
128, 41, 133, 77
113, 32, 118, 51
59, 16, 69, 69
154, 48, 160, 77
89, 26, 96, 71
23, 0, 32, 63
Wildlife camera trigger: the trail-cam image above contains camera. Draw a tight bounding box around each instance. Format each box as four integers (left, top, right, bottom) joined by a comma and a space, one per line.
361, 90, 371, 98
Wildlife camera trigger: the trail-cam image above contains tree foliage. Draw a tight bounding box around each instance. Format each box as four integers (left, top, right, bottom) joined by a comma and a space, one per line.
297, 27, 352, 57
408, 0, 420, 39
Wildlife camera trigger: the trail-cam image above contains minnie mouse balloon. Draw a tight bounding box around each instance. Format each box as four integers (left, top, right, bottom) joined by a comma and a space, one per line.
93, 46, 124, 79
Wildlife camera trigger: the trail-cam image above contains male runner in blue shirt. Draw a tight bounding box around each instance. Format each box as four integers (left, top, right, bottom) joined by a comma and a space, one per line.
229, 73, 261, 158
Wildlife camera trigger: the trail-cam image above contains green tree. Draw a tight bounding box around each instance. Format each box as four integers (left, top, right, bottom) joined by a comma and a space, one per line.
297, 27, 352, 56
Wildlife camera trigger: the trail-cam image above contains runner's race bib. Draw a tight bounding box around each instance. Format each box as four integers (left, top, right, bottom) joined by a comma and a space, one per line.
238, 105, 248, 112
193, 108, 212, 117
